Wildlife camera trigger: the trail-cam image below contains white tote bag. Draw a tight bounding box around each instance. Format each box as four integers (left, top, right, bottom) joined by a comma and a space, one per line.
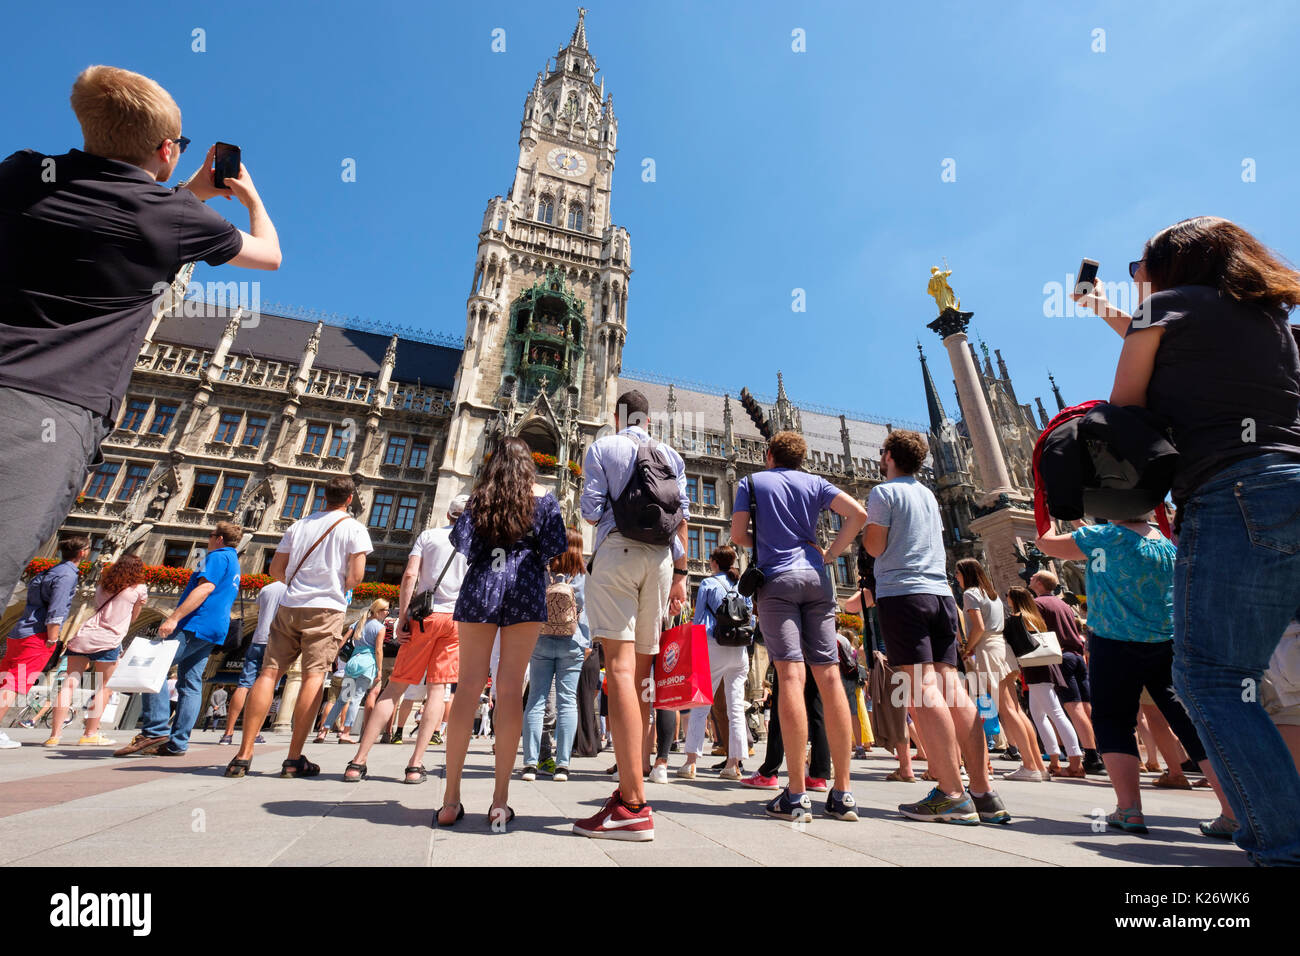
107, 637, 180, 694
1016, 627, 1064, 668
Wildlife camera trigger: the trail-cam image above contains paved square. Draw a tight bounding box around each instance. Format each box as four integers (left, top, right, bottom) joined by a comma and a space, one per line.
0, 726, 1243, 867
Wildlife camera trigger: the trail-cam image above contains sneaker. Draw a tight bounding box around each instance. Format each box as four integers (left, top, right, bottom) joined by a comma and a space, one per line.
218, 734, 233, 745
113, 734, 169, 757
719, 765, 743, 781
1000, 766, 1045, 782
539, 758, 556, 775
78, 734, 115, 746
553, 767, 569, 782
390, 729, 404, 745
42, 737, 60, 747
675, 763, 697, 780
805, 776, 830, 792
1106, 807, 1148, 834
740, 772, 781, 790
1083, 756, 1107, 775
0, 732, 19, 750
1003, 745, 1021, 761
898, 787, 980, 824
572, 790, 654, 842
710, 746, 725, 756
431, 731, 443, 745
853, 745, 868, 759
968, 790, 1011, 824
765, 788, 813, 823
153, 744, 186, 757
17, 719, 36, 729
649, 763, 669, 784
825, 791, 859, 821
521, 765, 538, 782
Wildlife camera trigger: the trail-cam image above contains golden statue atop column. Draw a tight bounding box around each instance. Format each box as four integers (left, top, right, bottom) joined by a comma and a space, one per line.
927, 265, 960, 315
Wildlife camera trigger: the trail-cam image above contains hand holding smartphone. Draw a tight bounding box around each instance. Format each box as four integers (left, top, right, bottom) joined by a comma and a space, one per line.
1075, 258, 1099, 296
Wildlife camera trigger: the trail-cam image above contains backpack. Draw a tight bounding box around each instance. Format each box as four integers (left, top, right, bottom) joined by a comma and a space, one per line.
541, 572, 580, 637
610, 438, 684, 546
711, 580, 754, 648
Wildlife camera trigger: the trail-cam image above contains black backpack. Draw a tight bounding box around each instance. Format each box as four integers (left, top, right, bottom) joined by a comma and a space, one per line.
611, 438, 683, 546
712, 582, 754, 648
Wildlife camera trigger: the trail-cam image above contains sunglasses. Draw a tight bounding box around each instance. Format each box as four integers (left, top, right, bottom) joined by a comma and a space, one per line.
1128, 258, 1145, 279
157, 135, 191, 154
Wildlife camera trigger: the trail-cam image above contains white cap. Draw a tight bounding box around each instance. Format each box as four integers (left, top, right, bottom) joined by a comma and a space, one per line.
448, 494, 470, 518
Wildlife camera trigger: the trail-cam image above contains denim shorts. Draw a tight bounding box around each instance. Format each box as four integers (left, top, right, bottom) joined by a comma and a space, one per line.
70, 645, 121, 664
238, 643, 267, 689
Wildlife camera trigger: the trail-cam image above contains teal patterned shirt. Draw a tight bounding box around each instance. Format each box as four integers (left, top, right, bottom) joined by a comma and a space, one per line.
1072, 523, 1176, 643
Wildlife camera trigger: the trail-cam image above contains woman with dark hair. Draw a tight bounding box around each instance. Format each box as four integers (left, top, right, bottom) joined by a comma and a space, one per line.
1005, 586, 1084, 777
955, 558, 1044, 782
679, 545, 753, 781
520, 527, 589, 781
435, 437, 568, 829
1072, 217, 1300, 863
47, 554, 149, 746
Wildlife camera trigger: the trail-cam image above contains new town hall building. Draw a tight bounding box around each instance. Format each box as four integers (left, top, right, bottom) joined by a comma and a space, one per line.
9, 11, 1068, 647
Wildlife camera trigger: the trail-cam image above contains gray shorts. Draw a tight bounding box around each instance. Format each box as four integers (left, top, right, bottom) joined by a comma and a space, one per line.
0, 387, 109, 598
756, 567, 838, 665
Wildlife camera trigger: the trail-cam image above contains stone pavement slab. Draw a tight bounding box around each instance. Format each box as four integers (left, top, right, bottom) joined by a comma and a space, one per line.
0, 726, 1246, 867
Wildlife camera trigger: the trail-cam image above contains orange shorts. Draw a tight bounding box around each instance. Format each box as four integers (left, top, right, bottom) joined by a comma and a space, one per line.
391, 613, 458, 686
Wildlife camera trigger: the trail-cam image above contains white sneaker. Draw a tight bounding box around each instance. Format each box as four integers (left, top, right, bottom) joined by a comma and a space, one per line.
719, 765, 743, 780
0, 733, 20, 750
1000, 766, 1045, 782
674, 763, 696, 780
649, 763, 670, 784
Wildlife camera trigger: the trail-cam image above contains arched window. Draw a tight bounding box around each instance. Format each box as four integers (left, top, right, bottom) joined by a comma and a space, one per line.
536, 196, 554, 225
567, 205, 584, 231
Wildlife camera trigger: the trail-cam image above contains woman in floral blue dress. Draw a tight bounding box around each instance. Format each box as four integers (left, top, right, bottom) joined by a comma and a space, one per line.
436, 437, 568, 830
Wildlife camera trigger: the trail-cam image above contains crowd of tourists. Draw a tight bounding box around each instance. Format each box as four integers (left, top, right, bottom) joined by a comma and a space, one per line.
1, 65, 1298, 865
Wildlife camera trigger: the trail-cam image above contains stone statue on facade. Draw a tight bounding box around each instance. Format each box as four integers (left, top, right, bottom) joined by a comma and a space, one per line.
145, 485, 171, 520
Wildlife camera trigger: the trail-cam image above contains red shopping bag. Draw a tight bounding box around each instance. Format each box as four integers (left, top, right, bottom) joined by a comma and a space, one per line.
654, 618, 713, 710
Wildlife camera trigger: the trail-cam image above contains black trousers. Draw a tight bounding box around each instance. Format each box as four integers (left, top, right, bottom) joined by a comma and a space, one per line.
1089, 634, 1207, 761
572, 649, 602, 758
759, 664, 830, 778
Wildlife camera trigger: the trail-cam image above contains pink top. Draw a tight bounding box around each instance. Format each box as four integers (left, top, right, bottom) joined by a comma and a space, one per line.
68, 583, 148, 653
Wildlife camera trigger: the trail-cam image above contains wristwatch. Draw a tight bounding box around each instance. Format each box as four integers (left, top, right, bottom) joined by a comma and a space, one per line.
672, 568, 688, 577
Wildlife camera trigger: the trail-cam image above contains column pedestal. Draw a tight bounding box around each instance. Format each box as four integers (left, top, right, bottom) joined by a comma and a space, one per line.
968, 504, 1041, 596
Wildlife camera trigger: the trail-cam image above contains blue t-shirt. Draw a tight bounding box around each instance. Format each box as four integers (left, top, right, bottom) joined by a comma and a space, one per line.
345, 618, 381, 679
176, 547, 241, 645
693, 573, 753, 641
865, 477, 950, 598
1071, 523, 1175, 643
734, 469, 840, 576
10, 560, 80, 639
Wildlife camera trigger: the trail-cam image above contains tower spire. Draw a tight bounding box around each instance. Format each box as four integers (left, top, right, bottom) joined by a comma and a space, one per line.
570, 7, 588, 50
918, 343, 947, 433
1048, 371, 1065, 411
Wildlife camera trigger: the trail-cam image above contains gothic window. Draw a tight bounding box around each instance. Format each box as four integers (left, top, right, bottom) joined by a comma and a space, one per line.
384, 435, 408, 466
687, 528, 700, 561
303, 422, 328, 455
686, 476, 698, 503
187, 471, 219, 510
217, 474, 246, 512
328, 428, 350, 458
162, 542, 191, 569
703, 530, 719, 564
312, 485, 327, 513
567, 205, 584, 231
394, 495, 419, 531
216, 412, 242, 444
121, 399, 149, 431
242, 416, 268, 447
282, 482, 309, 519
148, 404, 178, 436
369, 492, 394, 529
536, 196, 554, 225
85, 462, 120, 499
117, 463, 152, 502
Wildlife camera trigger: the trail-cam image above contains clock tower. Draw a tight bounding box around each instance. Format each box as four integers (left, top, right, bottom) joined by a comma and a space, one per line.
434, 8, 631, 522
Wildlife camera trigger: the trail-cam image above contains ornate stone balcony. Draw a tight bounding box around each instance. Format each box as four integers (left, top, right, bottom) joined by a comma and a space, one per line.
176, 508, 208, 525
232, 443, 262, 460
205, 440, 234, 456
295, 453, 322, 468
319, 455, 348, 472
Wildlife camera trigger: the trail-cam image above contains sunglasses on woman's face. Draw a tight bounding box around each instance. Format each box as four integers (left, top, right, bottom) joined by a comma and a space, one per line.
1129, 259, 1145, 278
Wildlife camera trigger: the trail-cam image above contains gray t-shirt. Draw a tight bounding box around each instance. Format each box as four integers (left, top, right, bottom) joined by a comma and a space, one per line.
865, 477, 950, 598
962, 588, 1005, 635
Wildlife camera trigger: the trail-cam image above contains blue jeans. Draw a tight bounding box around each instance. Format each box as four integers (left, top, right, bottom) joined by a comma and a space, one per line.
522, 636, 584, 768
141, 630, 215, 752
1172, 453, 1300, 866
325, 673, 373, 733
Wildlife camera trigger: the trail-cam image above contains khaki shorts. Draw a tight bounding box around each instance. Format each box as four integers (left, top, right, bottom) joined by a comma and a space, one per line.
264, 605, 346, 675
1262, 619, 1300, 726
586, 532, 673, 656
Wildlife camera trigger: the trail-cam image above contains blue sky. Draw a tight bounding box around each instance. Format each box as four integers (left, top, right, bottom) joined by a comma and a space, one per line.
4, 0, 1299, 427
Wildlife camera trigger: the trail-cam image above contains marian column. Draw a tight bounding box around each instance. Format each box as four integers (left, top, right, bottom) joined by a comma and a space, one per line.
925, 265, 1038, 594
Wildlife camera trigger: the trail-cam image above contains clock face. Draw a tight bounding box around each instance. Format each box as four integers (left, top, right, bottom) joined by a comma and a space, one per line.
546, 147, 588, 177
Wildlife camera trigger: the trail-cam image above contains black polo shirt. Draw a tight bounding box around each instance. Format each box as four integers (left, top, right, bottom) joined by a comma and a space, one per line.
0, 148, 243, 420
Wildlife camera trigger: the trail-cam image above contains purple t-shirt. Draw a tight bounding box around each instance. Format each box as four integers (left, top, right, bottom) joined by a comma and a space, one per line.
734, 469, 841, 576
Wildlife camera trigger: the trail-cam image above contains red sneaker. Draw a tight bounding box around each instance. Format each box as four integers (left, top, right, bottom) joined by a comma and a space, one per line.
805, 776, 830, 792
573, 789, 654, 842
740, 772, 781, 790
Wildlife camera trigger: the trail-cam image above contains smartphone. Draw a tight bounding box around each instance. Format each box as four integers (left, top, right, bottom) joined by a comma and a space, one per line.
1075, 258, 1099, 296
213, 142, 241, 189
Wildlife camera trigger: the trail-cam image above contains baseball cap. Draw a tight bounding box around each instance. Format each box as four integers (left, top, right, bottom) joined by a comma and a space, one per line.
448, 494, 470, 518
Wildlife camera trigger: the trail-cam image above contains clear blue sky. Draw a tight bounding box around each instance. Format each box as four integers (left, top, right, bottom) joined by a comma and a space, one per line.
4, 0, 1299, 426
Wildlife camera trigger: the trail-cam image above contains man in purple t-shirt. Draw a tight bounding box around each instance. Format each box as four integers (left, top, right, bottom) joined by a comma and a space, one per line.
731, 431, 866, 824
1030, 569, 1103, 774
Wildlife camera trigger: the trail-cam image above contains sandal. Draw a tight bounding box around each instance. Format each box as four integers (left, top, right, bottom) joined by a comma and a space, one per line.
403, 765, 428, 785
312, 732, 328, 744
342, 761, 368, 782
435, 803, 465, 827
1152, 771, 1192, 790
1142, 761, 1162, 773
280, 755, 321, 778
885, 769, 916, 782
338, 736, 356, 745
921, 770, 940, 782
487, 805, 515, 828
1199, 814, 1238, 840
1051, 765, 1087, 778
224, 758, 252, 778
